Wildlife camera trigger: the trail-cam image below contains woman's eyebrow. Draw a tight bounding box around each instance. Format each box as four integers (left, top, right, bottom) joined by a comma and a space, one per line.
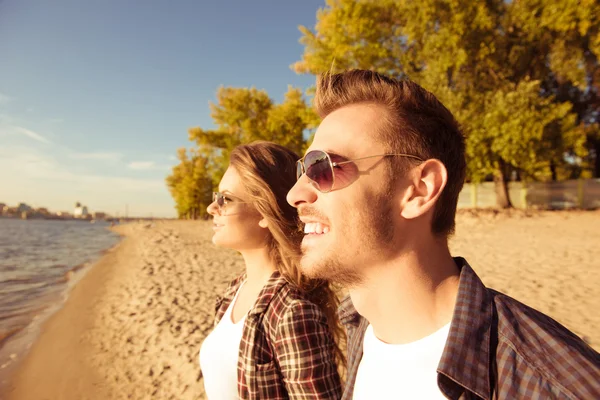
220, 190, 243, 200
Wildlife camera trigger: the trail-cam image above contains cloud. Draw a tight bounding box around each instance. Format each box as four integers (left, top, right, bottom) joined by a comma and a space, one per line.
70, 152, 123, 161
0, 113, 15, 124
46, 118, 64, 124
0, 93, 12, 104
14, 126, 51, 144
128, 161, 156, 170
128, 161, 171, 171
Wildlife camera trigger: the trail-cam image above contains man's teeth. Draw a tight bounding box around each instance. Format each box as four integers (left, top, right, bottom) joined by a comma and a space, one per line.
303, 222, 330, 234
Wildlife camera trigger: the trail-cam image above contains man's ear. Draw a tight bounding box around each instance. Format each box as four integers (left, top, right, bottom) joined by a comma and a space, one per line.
400, 159, 447, 220
258, 218, 268, 228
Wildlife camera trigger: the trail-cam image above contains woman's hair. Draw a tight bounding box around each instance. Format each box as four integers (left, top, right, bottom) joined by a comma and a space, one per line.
230, 140, 346, 371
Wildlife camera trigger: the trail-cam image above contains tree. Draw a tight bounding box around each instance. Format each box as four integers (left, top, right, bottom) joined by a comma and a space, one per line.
165, 148, 213, 219
294, 0, 597, 207
509, 0, 600, 176
166, 86, 315, 218
467, 80, 586, 206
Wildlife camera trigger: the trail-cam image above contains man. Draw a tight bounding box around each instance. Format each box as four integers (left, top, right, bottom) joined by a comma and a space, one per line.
287, 70, 600, 399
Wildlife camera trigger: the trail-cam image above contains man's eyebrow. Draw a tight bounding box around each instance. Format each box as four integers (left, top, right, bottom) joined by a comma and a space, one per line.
324, 149, 353, 160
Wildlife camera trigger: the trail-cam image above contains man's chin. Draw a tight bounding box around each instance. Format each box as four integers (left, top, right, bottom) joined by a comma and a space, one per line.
301, 254, 363, 286
299, 259, 322, 279
299, 252, 330, 280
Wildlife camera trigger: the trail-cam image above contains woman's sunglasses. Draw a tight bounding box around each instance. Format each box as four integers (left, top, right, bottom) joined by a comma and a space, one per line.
296, 150, 423, 193
212, 192, 247, 214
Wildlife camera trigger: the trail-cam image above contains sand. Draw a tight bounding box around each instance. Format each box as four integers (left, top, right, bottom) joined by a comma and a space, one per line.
3, 211, 600, 399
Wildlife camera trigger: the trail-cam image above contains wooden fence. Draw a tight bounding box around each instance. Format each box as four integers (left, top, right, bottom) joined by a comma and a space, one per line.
457, 179, 600, 209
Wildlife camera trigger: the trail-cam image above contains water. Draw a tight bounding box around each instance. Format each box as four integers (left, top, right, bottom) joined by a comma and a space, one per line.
0, 218, 121, 386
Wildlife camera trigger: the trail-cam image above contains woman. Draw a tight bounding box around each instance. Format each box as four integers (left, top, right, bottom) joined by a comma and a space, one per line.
199, 141, 344, 399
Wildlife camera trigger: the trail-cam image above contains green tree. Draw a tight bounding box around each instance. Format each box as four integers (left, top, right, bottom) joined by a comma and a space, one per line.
166, 86, 314, 218
165, 148, 213, 219
467, 80, 586, 206
294, 0, 597, 207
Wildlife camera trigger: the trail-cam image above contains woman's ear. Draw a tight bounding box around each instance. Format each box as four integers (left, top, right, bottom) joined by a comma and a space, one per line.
258, 218, 268, 228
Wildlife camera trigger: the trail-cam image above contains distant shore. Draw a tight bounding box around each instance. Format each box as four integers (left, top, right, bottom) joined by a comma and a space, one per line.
3, 211, 600, 399
0, 214, 163, 223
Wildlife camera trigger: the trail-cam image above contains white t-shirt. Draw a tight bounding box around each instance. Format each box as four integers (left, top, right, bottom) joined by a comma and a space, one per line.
199, 282, 247, 400
353, 322, 451, 399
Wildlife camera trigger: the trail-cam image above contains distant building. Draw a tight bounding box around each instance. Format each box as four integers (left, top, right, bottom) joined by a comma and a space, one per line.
93, 211, 107, 220
74, 203, 89, 218
0, 203, 6, 215
17, 203, 33, 213
56, 211, 72, 219
36, 207, 50, 216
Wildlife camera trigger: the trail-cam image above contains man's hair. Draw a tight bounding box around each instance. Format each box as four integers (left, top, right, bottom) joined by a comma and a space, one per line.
314, 69, 466, 236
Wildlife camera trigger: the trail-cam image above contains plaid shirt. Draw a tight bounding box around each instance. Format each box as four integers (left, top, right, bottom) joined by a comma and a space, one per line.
213, 271, 342, 400
339, 258, 600, 399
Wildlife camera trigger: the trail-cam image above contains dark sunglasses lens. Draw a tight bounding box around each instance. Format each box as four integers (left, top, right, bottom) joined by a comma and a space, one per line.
214, 193, 224, 207
304, 151, 333, 192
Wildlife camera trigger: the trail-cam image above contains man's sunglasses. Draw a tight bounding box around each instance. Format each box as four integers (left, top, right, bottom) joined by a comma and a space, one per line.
212, 192, 248, 213
296, 150, 423, 193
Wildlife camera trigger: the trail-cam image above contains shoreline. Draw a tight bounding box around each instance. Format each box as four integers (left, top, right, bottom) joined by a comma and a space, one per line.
1, 232, 127, 399
0, 224, 123, 394
3, 212, 600, 399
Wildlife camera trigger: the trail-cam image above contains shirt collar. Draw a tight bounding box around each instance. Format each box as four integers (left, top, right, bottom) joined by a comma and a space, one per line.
214, 272, 246, 315
437, 258, 494, 399
338, 293, 361, 327
216, 270, 288, 318
247, 271, 288, 316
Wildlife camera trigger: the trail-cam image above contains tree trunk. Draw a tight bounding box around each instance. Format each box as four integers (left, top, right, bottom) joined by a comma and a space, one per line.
494, 160, 513, 208
550, 161, 558, 181
594, 139, 600, 178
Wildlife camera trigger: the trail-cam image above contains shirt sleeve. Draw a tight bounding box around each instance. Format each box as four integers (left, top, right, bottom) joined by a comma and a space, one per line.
273, 300, 343, 399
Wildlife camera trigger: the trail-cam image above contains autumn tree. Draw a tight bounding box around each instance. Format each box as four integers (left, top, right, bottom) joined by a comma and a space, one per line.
166, 86, 315, 218
294, 0, 598, 207
165, 148, 213, 219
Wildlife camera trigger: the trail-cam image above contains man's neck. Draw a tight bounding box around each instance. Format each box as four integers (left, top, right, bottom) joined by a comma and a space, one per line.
350, 239, 460, 344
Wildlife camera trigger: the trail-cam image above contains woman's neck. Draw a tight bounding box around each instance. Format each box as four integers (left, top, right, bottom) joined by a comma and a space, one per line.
240, 247, 277, 288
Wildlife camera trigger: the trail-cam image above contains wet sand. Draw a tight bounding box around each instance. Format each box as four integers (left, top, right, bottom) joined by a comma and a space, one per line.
4, 211, 600, 399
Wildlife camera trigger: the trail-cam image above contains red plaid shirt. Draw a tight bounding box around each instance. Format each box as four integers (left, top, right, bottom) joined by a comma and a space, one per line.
339, 258, 600, 399
213, 271, 342, 399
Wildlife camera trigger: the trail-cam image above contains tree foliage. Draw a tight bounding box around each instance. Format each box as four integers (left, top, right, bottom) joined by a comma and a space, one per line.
165, 148, 213, 219
166, 86, 315, 218
294, 0, 599, 207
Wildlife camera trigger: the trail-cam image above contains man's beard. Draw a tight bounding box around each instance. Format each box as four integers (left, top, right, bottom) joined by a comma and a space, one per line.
300, 191, 396, 287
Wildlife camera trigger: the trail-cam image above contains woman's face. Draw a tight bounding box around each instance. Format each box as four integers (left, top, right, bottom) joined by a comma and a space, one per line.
207, 166, 269, 251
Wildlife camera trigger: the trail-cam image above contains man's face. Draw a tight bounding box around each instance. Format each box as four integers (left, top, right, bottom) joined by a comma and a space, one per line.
287, 103, 404, 286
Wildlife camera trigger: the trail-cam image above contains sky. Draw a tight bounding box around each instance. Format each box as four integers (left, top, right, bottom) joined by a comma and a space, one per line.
0, 0, 324, 218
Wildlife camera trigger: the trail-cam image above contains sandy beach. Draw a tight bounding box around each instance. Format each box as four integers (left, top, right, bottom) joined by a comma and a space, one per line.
3, 211, 600, 399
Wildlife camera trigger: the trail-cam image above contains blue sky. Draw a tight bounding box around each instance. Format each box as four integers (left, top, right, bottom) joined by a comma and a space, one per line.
0, 0, 323, 217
